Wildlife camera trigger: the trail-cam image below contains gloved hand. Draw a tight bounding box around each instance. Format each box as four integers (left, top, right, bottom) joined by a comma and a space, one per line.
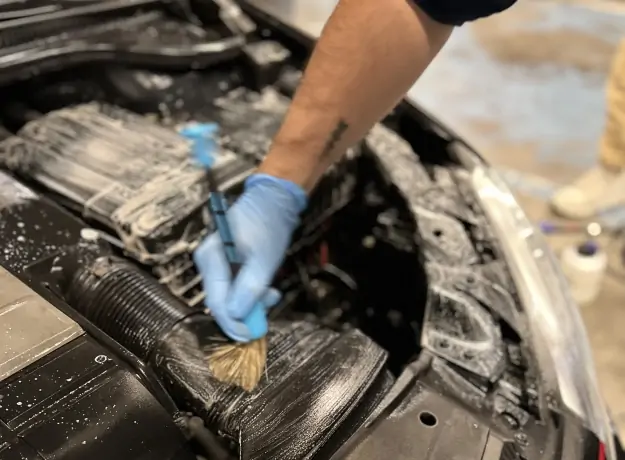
194, 173, 308, 342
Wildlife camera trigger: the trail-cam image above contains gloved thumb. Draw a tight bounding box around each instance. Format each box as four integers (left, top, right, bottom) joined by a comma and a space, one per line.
227, 258, 279, 320
210, 288, 280, 342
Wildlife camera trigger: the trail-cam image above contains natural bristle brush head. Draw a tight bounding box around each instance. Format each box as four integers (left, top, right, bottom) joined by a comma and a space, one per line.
207, 338, 267, 392
203, 299, 270, 391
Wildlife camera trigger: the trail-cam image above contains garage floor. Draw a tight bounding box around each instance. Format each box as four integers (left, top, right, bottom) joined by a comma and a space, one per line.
246, 0, 625, 439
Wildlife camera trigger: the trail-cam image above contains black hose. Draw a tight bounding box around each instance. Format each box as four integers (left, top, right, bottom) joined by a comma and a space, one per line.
65, 256, 193, 361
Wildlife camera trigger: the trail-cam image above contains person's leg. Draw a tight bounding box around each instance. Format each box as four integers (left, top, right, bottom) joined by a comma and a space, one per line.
551, 38, 625, 219
601, 37, 625, 171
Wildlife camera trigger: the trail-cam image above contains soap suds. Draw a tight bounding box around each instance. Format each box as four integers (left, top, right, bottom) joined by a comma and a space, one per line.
0, 103, 252, 269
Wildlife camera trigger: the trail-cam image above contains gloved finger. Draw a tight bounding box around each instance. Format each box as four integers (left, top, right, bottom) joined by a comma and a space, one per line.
260, 288, 282, 309
210, 306, 253, 343
194, 233, 232, 315
226, 258, 277, 320
242, 302, 268, 340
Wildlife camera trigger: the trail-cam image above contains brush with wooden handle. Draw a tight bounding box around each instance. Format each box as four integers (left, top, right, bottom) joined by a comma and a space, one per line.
180, 123, 267, 392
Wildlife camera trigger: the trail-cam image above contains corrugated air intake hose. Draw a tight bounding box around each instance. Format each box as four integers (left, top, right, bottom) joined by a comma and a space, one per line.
65, 256, 194, 361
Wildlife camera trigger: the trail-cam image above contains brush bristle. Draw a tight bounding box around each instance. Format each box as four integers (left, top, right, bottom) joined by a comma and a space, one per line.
207, 337, 267, 391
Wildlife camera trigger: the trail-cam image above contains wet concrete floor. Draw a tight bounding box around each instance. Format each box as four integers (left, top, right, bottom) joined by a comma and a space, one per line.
247, 0, 625, 439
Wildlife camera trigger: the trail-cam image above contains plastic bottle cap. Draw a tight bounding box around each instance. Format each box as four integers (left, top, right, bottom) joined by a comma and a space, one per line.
577, 241, 598, 257
586, 222, 602, 237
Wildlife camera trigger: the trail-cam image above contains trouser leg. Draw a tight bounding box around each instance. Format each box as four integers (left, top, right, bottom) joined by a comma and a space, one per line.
600, 38, 625, 170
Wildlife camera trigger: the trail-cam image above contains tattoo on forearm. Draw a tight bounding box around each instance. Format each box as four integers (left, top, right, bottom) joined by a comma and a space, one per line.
320, 119, 349, 159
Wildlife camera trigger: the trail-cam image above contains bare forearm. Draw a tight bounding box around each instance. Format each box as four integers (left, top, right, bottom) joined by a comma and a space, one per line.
258, 0, 452, 191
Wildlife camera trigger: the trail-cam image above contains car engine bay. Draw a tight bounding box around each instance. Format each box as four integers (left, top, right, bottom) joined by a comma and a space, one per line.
0, 2, 602, 460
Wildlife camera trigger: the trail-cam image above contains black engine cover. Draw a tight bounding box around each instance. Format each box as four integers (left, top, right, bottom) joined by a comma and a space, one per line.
0, 336, 193, 460
0, 171, 194, 460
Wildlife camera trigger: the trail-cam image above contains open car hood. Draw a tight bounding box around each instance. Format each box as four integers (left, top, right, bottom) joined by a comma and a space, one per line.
0, 1, 618, 460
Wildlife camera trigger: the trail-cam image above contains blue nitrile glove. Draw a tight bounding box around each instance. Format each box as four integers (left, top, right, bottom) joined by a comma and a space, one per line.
180, 120, 309, 342
194, 174, 308, 341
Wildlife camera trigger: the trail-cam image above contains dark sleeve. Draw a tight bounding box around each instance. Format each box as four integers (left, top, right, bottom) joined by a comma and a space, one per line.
411, 0, 517, 25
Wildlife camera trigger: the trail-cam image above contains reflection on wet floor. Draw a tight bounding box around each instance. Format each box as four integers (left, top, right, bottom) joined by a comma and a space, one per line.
417, 3, 622, 166
412, 1, 625, 175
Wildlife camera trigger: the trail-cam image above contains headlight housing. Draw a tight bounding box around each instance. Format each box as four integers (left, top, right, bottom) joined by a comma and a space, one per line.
472, 165, 616, 460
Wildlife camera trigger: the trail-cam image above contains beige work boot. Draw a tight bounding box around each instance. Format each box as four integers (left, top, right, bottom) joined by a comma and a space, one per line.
550, 165, 625, 220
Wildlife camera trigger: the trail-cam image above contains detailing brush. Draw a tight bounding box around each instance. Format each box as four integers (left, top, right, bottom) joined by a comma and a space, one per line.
180, 122, 267, 392
202, 174, 268, 392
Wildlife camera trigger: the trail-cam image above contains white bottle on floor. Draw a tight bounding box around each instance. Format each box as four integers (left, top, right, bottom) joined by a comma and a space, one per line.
561, 240, 608, 306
